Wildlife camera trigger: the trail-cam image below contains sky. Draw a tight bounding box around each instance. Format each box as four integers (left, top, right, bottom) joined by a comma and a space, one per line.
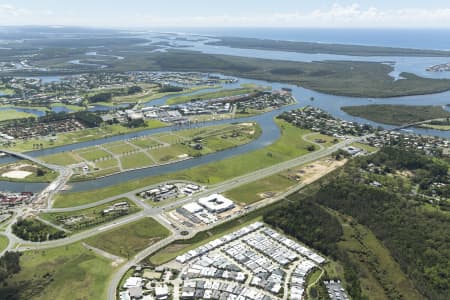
1, 1, 450, 28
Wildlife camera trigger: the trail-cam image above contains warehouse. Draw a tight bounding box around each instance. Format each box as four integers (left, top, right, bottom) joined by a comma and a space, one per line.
198, 194, 235, 213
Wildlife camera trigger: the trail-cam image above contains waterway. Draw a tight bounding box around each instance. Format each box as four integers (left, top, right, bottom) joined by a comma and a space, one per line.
0, 106, 46, 117
3, 73, 450, 193
4, 34, 450, 192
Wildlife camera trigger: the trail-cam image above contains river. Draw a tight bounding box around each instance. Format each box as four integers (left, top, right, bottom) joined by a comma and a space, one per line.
3, 34, 450, 193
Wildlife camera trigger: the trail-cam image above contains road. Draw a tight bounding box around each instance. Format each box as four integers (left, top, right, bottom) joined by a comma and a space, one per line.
106, 136, 362, 300
0, 149, 73, 209
2, 133, 363, 299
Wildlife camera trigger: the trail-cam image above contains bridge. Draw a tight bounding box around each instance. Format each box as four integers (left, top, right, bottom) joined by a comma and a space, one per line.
389, 118, 447, 131
0, 149, 72, 208
0, 149, 61, 171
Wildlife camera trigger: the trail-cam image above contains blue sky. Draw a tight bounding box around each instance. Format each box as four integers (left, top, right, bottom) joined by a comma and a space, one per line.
2, 1, 450, 28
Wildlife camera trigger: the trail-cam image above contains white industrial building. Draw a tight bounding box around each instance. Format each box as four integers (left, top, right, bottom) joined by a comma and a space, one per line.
183, 202, 204, 214
198, 194, 235, 213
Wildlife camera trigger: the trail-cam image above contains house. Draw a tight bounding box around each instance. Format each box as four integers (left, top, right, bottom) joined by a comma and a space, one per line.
123, 277, 142, 288
120, 291, 131, 300
129, 286, 143, 299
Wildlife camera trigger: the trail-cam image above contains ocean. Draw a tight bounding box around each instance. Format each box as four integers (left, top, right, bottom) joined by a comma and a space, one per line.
159, 27, 450, 51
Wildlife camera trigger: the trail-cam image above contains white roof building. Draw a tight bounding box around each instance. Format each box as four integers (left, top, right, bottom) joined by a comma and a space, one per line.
155, 285, 169, 300
183, 202, 204, 214
123, 277, 142, 288
198, 194, 235, 213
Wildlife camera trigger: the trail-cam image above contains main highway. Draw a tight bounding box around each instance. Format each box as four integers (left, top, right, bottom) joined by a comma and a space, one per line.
1, 124, 366, 298
0, 132, 363, 299
14, 135, 357, 251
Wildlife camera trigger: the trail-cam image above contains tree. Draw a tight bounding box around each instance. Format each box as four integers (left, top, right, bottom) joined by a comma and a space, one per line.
128, 86, 143, 95
36, 168, 45, 177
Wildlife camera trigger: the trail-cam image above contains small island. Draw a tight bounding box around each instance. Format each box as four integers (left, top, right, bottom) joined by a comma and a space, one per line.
427, 63, 450, 72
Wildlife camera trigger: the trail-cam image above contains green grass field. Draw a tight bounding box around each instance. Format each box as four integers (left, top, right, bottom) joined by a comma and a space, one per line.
76, 148, 111, 161
120, 153, 154, 169
225, 174, 296, 205
84, 217, 170, 258
0, 161, 58, 183
114, 84, 219, 104
95, 158, 118, 169
5, 242, 117, 300
43, 123, 257, 180
420, 123, 450, 130
129, 137, 161, 149
305, 133, 340, 148
50, 103, 85, 112
41, 152, 82, 165
148, 144, 191, 162
0, 235, 9, 253
0, 87, 15, 95
166, 86, 262, 105
87, 167, 121, 178
54, 120, 313, 208
103, 142, 136, 155
40, 198, 140, 231
351, 142, 378, 153
0, 109, 36, 122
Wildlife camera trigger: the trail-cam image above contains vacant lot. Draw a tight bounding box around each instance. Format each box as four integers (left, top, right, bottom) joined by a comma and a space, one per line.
225, 174, 295, 205
84, 217, 170, 257
76, 148, 111, 161
4, 242, 116, 300
120, 152, 154, 169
